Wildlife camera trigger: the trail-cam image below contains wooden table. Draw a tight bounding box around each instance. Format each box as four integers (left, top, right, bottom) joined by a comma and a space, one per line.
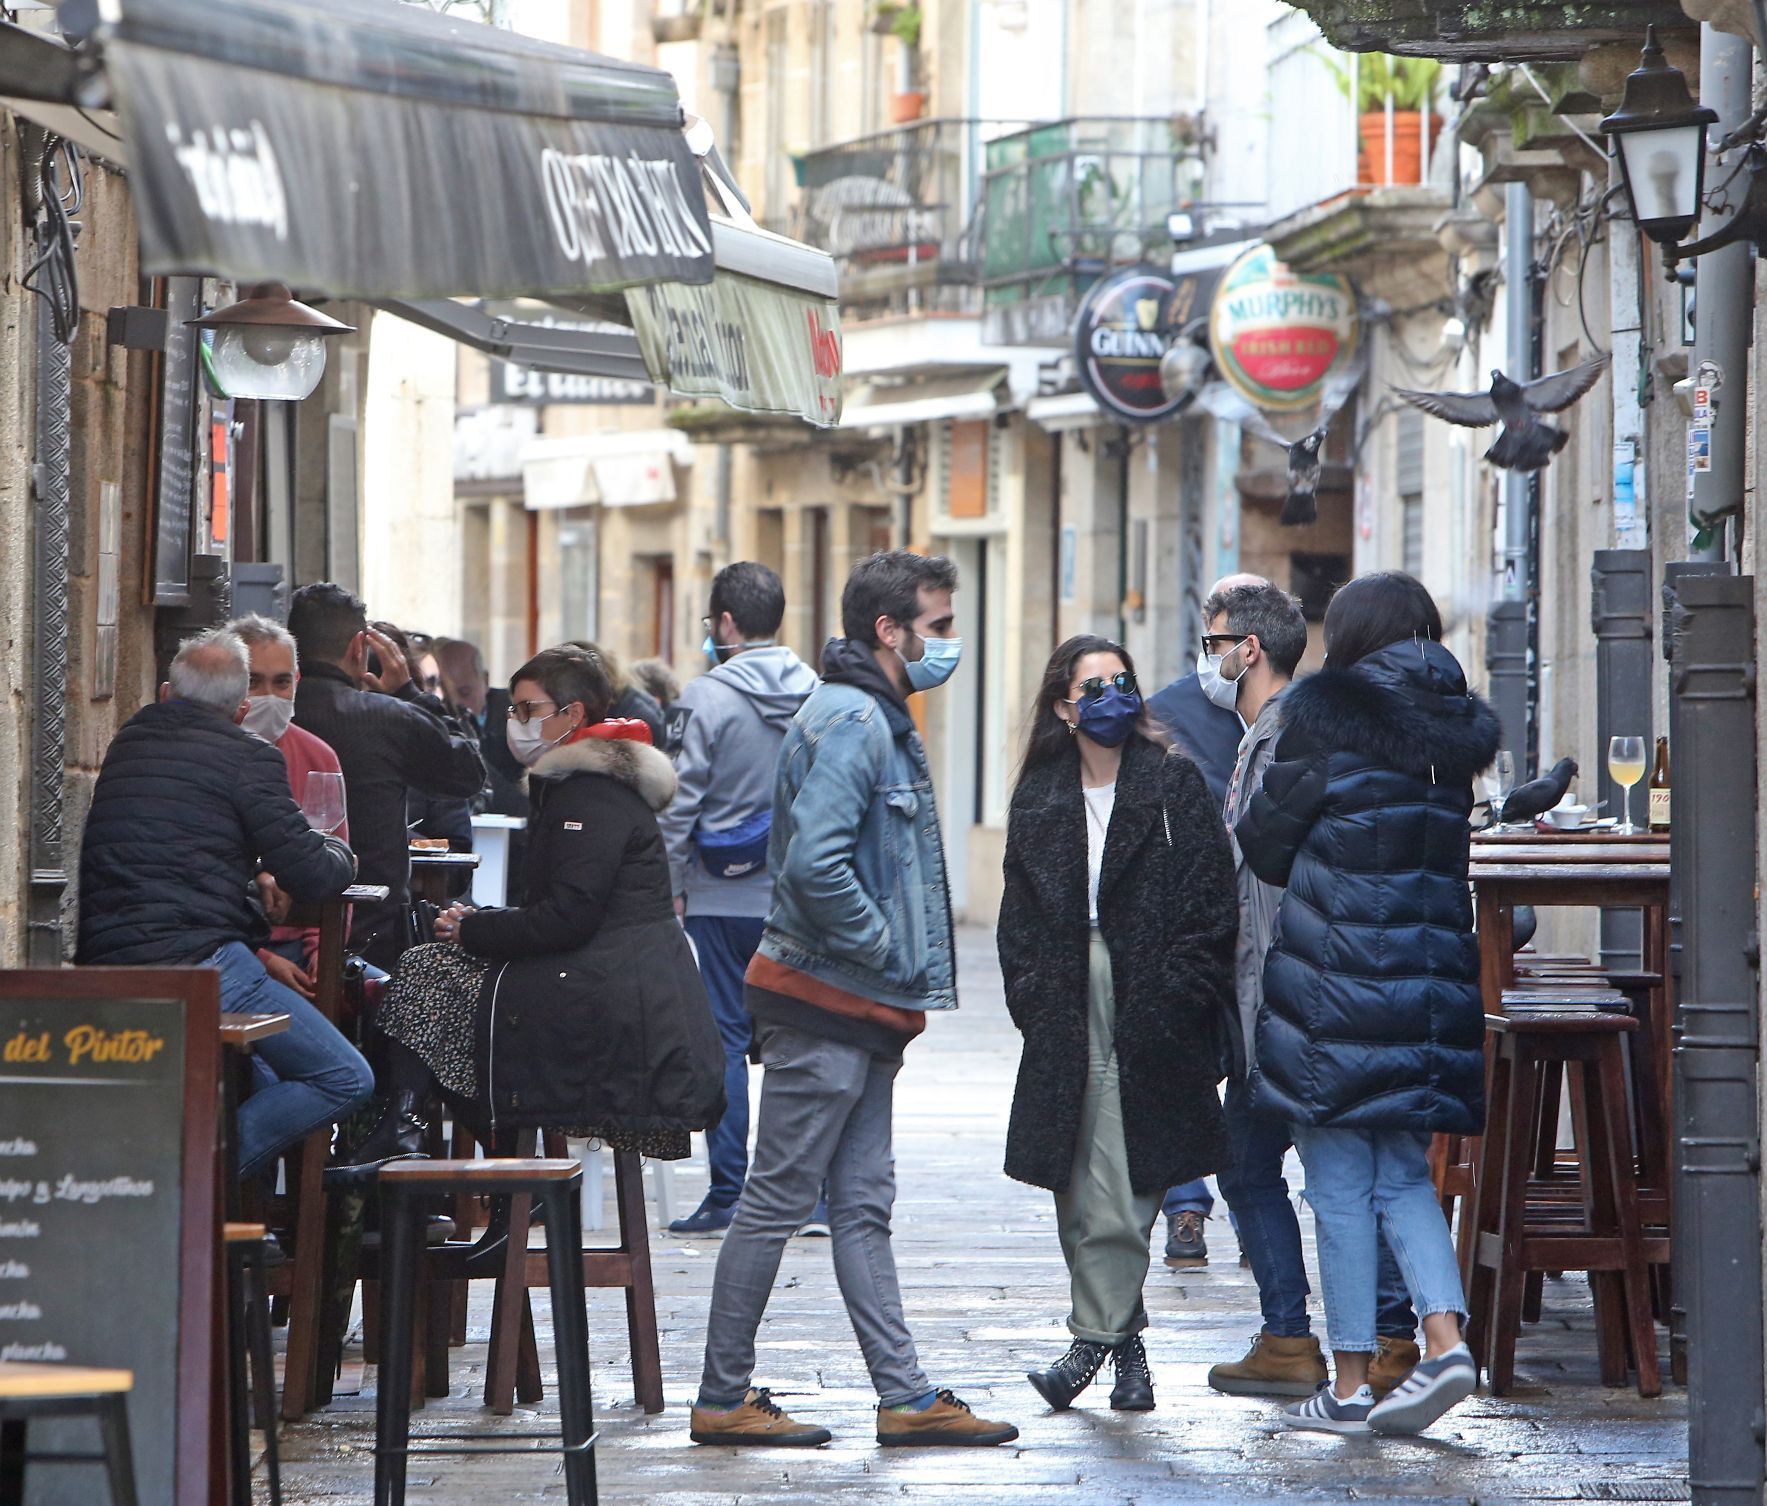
408, 849, 480, 907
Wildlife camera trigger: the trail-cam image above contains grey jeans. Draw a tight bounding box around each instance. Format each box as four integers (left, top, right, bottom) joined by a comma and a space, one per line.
697, 1021, 933, 1408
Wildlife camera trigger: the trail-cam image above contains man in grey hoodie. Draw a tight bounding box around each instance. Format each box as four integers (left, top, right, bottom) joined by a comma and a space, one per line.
659, 561, 819, 1234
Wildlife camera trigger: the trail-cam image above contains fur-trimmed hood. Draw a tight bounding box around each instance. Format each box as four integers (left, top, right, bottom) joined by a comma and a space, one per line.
1280, 638, 1501, 784
530, 735, 678, 811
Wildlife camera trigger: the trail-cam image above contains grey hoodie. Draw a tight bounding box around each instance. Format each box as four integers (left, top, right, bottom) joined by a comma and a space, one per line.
656, 644, 819, 918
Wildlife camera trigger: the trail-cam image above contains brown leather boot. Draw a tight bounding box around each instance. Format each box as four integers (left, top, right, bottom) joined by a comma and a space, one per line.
1368, 1335, 1422, 1399
1206, 1330, 1329, 1397
876, 1390, 1020, 1447
690, 1388, 832, 1447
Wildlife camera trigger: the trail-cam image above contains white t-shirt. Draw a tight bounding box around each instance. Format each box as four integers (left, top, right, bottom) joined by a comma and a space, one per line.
1082, 782, 1118, 925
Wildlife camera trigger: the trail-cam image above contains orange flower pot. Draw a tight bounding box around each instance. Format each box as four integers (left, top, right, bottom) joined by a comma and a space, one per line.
889, 90, 927, 124
1356, 111, 1442, 186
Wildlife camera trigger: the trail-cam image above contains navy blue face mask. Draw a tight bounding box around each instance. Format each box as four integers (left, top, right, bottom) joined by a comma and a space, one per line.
1073, 686, 1142, 748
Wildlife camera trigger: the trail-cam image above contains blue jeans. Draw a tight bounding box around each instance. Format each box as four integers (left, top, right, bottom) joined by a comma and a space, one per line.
1292, 1124, 1466, 1354
1162, 1179, 1213, 1217
209, 942, 375, 1179
1215, 1081, 1415, 1339
685, 915, 765, 1212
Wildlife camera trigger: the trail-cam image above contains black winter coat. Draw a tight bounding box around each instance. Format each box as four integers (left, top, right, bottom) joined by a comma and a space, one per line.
78, 700, 354, 966
294, 663, 485, 962
998, 736, 1238, 1195
1236, 639, 1502, 1135
458, 734, 724, 1139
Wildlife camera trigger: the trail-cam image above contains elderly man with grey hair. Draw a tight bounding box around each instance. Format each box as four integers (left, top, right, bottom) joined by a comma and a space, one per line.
77, 627, 374, 1178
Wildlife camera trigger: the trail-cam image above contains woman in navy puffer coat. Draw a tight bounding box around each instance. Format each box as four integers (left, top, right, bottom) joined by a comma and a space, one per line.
1235, 572, 1500, 1437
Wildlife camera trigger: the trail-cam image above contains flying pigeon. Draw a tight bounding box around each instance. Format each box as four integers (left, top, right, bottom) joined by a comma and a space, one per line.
1500, 757, 1578, 826
1199, 352, 1367, 526
1393, 354, 1610, 472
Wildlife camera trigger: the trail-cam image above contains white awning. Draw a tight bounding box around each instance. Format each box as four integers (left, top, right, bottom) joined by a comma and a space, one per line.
1026, 391, 1108, 432
841, 369, 1008, 430
521, 428, 695, 511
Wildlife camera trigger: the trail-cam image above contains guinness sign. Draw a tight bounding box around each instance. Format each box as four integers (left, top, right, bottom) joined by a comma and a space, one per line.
1074, 266, 1210, 424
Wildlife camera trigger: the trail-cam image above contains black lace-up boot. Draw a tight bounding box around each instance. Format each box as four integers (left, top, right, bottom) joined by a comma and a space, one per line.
1109, 1334, 1155, 1411
1027, 1338, 1110, 1410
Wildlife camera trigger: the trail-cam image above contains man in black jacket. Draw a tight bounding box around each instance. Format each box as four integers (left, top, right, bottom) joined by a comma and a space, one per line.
77, 628, 374, 1177
288, 585, 486, 968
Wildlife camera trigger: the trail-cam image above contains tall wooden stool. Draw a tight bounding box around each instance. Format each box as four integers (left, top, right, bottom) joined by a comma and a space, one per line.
375, 1160, 598, 1506
1463, 1011, 1666, 1398
224, 1223, 282, 1506
0, 1362, 137, 1506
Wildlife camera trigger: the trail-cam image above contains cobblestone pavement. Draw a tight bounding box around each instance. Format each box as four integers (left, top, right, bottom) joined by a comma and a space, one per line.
277, 927, 1689, 1505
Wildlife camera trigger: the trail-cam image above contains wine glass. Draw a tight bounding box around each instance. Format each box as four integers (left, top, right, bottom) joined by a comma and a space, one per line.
1484, 751, 1516, 829
301, 771, 347, 835
1608, 736, 1647, 836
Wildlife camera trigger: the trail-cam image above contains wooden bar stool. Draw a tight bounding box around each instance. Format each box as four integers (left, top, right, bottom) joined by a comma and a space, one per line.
0, 1362, 138, 1506
224, 1223, 282, 1506
1463, 1011, 1666, 1398
375, 1160, 598, 1506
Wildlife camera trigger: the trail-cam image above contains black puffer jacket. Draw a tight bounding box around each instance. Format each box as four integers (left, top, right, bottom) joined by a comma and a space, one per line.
998, 736, 1238, 1195
458, 733, 724, 1140
1236, 639, 1502, 1134
294, 663, 485, 963
77, 700, 354, 966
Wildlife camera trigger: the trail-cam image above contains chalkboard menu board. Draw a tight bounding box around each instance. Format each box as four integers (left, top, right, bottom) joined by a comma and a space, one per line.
152, 277, 202, 605
0, 971, 217, 1504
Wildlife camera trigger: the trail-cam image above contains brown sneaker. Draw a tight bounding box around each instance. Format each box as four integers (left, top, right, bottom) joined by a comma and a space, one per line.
690, 1388, 832, 1447
876, 1390, 1019, 1447
1368, 1335, 1422, 1399
1206, 1330, 1329, 1398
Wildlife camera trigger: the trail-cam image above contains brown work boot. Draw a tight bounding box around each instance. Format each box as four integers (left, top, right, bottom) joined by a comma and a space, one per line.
1206, 1330, 1329, 1398
1368, 1334, 1423, 1399
690, 1388, 832, 1447
876, 1389, 1020, 1447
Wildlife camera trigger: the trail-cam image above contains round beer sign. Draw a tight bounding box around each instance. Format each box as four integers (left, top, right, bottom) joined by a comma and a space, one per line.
1074, 266, 1201, 424
1209, 245, 1358, 412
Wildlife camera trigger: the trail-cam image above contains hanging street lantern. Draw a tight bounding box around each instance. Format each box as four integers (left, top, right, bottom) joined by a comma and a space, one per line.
189, 283, 356, 401
1601, 26, 1719, 249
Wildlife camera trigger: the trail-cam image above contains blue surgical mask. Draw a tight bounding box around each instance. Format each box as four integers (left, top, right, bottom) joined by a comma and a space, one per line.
902, 631, 962, 692
702, 633, 722, 667
1075, 686, 1142, 748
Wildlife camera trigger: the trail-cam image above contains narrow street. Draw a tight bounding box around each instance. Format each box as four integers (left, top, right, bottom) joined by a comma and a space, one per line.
277, 927, 1689, 1505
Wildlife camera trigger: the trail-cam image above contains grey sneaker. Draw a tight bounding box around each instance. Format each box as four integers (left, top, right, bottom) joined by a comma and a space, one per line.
1163, 1210, 1208, 1268
1368, 1344, 1477, 1435
1279, 1381, 1374, 1435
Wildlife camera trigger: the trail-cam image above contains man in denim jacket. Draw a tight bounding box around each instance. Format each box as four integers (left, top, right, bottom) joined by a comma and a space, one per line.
690, 551, 1018, 1450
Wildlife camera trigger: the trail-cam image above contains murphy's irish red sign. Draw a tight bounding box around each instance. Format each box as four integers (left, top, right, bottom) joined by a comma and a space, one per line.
1209, 245, 1357, 413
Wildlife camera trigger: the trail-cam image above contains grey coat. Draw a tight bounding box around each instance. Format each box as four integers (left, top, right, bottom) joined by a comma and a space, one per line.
1223, 688, 1287, 1079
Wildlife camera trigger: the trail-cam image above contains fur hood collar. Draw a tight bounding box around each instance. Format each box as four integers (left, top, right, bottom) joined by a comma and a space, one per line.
1280, 639, 1501, 784
530, 736, 678, 811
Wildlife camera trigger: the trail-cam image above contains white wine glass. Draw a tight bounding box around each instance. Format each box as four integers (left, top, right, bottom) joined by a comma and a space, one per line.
1484, 751, 1516, 829
301, 770, 347, 835
1608, 735, 1646, 836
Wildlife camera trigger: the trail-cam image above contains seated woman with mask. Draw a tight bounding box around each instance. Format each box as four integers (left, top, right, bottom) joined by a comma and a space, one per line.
333, 645, 725, 1226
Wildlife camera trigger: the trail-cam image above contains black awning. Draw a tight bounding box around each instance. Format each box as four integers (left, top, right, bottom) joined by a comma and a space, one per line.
52, 0, 716, 300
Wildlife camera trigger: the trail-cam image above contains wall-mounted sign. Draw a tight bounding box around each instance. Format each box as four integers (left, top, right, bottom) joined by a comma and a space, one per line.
1209, 245, 1358, 413
1073, 265, 1215, 425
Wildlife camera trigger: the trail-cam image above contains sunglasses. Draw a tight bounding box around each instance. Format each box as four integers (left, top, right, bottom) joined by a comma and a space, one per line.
1200, 633, 1250, 654
1071, 670, 1138, 703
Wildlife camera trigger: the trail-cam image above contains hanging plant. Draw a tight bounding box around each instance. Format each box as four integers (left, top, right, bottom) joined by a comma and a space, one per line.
890, 3, 922, 49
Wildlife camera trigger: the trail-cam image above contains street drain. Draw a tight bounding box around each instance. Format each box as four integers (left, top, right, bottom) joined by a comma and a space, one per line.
1578, 1484, 1691, 1501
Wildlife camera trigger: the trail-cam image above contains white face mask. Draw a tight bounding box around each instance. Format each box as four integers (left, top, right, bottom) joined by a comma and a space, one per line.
242, 694, 296, 744
506, 715, 572, 769
1196, 640, 1248, 713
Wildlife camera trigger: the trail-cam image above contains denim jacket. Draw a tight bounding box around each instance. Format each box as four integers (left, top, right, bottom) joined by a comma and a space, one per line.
756, 674, 958, 1012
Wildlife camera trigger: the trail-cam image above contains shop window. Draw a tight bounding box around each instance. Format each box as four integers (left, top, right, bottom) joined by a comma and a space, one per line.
1291, 552, 1350, 621
652, 556, 675, 660
558, 509, 598, 644
946, 420, 989, 519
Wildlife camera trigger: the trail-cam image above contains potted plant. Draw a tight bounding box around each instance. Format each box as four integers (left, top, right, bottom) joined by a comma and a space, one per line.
1319, 50, 1442, 187
887, 3, 925, 123
869, 0, 904, 36
650, 0, 702, 44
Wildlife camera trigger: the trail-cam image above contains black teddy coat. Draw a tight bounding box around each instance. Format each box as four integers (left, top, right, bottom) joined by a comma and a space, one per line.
1236, 638, 1502, 1135
997, 735, 1238, 1196
457, 735, 725, 1139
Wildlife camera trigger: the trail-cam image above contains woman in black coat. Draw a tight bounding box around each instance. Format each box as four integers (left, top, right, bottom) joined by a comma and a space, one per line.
1235, 572, 1500, 1438
335, 646, 724, 1225
998, 634, 1236, 1414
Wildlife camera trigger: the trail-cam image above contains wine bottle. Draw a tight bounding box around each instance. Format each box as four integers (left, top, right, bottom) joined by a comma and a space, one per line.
1648, 735, 1671, 832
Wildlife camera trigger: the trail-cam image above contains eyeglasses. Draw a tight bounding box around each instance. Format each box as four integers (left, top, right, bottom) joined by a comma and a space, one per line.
1070, 670, 1138, 703
509, 698, 560, 725
1200, 633, 1250, 654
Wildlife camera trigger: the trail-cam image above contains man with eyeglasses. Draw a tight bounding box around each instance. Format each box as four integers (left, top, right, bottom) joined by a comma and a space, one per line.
654, 562, 818, 1237
1143, 573, 1268, 1269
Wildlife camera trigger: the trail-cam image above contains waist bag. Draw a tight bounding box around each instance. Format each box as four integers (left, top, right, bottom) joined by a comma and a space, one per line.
694, 810, 772, 880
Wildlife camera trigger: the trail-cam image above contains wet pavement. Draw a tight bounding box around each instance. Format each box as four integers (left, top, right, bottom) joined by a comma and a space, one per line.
276, 926, 1689, 1504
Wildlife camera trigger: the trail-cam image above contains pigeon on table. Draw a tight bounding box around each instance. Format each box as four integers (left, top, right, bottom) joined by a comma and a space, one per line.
1499, 757, 1578, 827
1393, 354, 1609, 472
